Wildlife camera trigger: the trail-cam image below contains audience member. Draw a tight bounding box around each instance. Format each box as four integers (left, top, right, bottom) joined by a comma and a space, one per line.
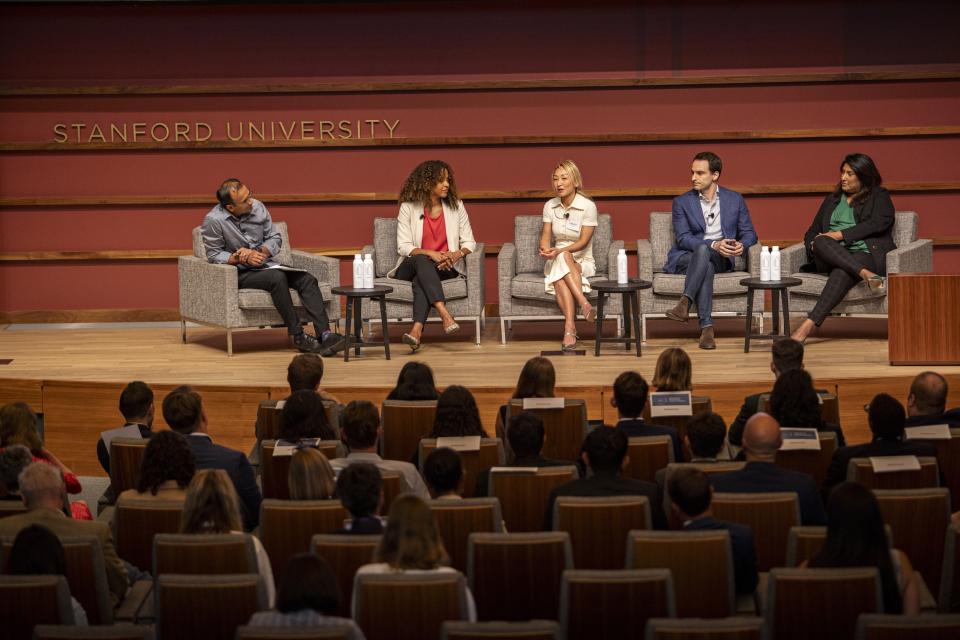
0, 402, 82, 496
8, 524, 88, 625
163, 386, 262, 530
329, 401, 429, 499
546, 427, 666, 530
336, 462, 384, 534
769, 369, 846, 446
355, 494, 476, 620
429, 386, 487, 439
496, 356, 555, 438
654, 412, 728, 501
117, 430, 195, 505
905, 371, 960, 428
669, 467, 759, 595
611, 371, 683, 461
280, 389, 336, 442
423, 448, 464, 499
651, 347, 692, 392
247, 553, 364, 637
710, 413, 826, 525
0, 444, 32, 500
385, 361, 440, 401
475, 411, 572, 496
180, 469, 275, 607
805, 482, 919, 614
729, 338, 805, 445
824, 393, 937, 489
96, 381, 155, 475
288, 447, 337, 501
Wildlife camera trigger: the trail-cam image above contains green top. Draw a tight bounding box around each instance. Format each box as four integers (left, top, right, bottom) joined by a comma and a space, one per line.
828, 198, 869, 253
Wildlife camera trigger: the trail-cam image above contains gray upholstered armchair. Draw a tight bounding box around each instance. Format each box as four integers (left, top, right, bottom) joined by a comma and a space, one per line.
497, 214, 624, 343
637, 212, 761, 340
178, 221, 340, 356
359, 217, 486, 345
779, 211, 932, 317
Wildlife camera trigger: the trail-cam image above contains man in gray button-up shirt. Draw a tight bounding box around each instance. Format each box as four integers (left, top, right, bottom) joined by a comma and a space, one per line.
201, 178, 344, 355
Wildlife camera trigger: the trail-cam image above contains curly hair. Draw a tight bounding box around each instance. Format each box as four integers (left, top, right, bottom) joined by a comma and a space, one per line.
429, 385, 486, 438
136, 430, 196, 495
398, 160, 460, 209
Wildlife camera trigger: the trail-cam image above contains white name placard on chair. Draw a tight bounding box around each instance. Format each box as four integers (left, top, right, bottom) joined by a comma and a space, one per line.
272, 438, 321, 457
780, 428, 821, 450
100, 424, 144, 450
437, 436, 482, 452
904, 424, 952, 440
650, 391, 693, 417
274, 400, 286, 410
523, 397, 565, 410
870, 456, 921, 474
490, 467, 538, 474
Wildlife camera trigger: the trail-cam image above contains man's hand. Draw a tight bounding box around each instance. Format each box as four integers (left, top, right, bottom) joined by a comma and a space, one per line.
246, 248, 268, 266
712, 240, 738, 257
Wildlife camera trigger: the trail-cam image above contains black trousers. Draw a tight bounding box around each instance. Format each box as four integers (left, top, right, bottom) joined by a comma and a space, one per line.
393, 254, 460, 323
807, 236, 880, 325
237, 268, 331, 335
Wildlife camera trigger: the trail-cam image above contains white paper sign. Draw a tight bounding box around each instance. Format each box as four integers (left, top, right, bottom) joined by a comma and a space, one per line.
780, 428, 821, 451
650, 391, 693, 417
905, 424, 952, 440
274, 400, 286, 410
437, 436, 481, 452
523, 397, 565, 410
272, 438, 322, 457
870, 455, 921, 474
99, 424, 144, 450
490, 467, 538, 474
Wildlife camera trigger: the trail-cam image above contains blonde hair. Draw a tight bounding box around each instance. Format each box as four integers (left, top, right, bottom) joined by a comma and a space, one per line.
180, 469, 243, 534
0, 403, 42, 452
375, 494, 449, 570
552, 160, 591, 200
652, 347, 693, 392
288, 448, 336, 500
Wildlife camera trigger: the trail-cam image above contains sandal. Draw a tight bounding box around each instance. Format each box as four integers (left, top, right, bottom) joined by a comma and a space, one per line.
402, 333, 421, 353
865, 275, 886, 294
444, 321, 461, 335
561, 331, 579, 352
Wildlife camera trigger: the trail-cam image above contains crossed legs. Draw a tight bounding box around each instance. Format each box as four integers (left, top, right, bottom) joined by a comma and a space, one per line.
394, 254, 459, 343
552, 252, 593, 348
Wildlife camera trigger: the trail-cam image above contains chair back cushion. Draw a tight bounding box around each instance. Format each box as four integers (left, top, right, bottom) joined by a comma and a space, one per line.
711, 492, 801, 571
312, 534, 381, 618
893, 211, 918, 248
0, 575, 74, 634
115, 499, 184, 584
514, 214, 614, 275
156, 574, 265, 640
428, 498, 504, 574
649, 212, 747, 272
354, 571, 468, 640
553, 496, 651, 570
561, 569, 674, 640
767, 567, 881, 640
110, 438, 148, 497
874, 487, 950, 598
374, 218, 400, 277
153, 533, 258, 576
380, 400, 438, 462
192, 221, 293, 265
489, 466, 579, 533
260, 499, 349, 583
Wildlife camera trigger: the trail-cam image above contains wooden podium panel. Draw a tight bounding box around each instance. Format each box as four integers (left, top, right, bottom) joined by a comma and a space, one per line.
888, 274, 960, 365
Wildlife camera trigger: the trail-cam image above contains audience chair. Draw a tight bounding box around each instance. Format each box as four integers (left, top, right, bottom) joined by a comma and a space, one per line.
428, 498, 504, 574
627, 530, 736, 618
0, 575, 75, 638
113, 497, 184, 576
785, 526, 827, 568
380, 470, 403, 515
626, 436, 675, 484
155, 573, 266, 640
152, 533, 258, 577
711, 492, 801, 572
498, 214, 623, 343
941, 522, 960, 613
311, 533, 381, 619
775, 432, 837, 487
488, 466, 578, 532
508, 400, 588, 463
256, 398, 341, 442
468, 531, 572, 622
561, 569, 675, 640
766, 567, 882, 640
33, 625, 154, 640
641, 396, 713, 444
927, 428, 960, 511
260, 440, 343, 499
847, 456, 939, 490
379, 400, 437, 462
0, 500, 27, 519
553, 495, 651, 570
353, 571, 470, 640
644, 617, 766, 640
856, 613, 960, 639
236, 626, 355, 639
260, 499, 349, 583
875, 488, 950, 599
420, 438, 506, 498
442, 620, 561, 640
660, 462, 746, 527
109, 437, 148, 497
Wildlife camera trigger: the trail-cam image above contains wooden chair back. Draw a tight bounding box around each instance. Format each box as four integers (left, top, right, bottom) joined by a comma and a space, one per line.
0, 575, 74, 639
645, 617, 766, 640
488, 466, 578, 532
848, 457, 940, 490
468, 531, 572, 622
428, 498, 504, 574
419, 438, 506, 498
941, 523, 960, 614
380, 400, 437, 462
312, 534, 381, 619
0, 500, 27, 519
152, 533, 257, 577
109, 437, 148, 497
260, 440, 342, 500
508, 399, 588, 462
259, 499, 348, 583
114, 497, 183, 577
553, 496, 651, 570
256, 398, 340, 441
626, 436, 674, 483
236, 626, 354, 639
442, 620, 560, 640
760, 392, 840, 425
766, 567, 881, 640
380, 470, 403, 515
33, 624, 155, 639
923, 428, 960, 510
785, 525, 893, 568
856, 613, 960, 640
776, 431, 837, 487
155, 573, 265, 640
711, 492, 801, 571
353, 571, 468, 640
561, 569, 674, 640
661, 462, 747, 528
641, 395, 713, 442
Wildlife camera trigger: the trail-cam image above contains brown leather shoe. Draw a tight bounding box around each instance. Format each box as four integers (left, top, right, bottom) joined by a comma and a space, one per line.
699, 326, 716, 350
666, 296, 690, 323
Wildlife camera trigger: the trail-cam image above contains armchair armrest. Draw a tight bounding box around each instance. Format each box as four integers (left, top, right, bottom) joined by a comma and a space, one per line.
885, 238, 933, 274
779, 243, 807, 276
636, 239, 654, 282
464, 242, 485, 314
178, 256, 238, 326
606, 239, 625, 281
290, 250, 340, 287
497, 243, 517, 312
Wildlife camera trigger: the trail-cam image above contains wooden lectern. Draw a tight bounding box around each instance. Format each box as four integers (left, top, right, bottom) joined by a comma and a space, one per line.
888, 274, 960, 365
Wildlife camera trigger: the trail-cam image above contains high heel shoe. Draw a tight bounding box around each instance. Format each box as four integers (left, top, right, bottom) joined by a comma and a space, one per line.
402, 333, 421, 352
561, 331, 579, 352
866, 275, 886, 294
581, 304, 597, 323
444, 321, 461, 335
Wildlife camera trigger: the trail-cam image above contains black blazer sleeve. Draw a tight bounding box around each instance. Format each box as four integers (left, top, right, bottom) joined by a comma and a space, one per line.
232, 453, 263, 531
803, 195, 836, 260
842, 188, 895, 244
728, 394, 761, 447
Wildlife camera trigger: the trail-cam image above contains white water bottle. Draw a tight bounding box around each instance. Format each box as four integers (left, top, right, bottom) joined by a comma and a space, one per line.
760, 245, 771, 282
616, 248, 628, 284
352, 254, 363, 288
362, 254, 374, 289
770, 246, 781, 282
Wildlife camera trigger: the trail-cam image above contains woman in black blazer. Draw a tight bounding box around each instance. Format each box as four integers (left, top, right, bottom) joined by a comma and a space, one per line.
791, 153, 895, 343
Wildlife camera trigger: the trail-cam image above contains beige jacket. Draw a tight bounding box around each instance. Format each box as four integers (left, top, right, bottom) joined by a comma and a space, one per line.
389, 200, 476, 278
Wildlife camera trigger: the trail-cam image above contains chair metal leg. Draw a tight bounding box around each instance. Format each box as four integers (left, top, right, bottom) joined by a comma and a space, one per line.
226, 330, 233, 357
500, 317, 508, 345
180, 320, 187, 344
475, 317, 481, 346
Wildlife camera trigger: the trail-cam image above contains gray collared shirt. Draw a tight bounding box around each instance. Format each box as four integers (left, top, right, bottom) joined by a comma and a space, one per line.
201, 198, 282, 269
699, 189, 723, 241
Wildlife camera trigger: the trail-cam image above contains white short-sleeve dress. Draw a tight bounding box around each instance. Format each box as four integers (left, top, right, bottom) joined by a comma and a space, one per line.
542, 192, 599, 294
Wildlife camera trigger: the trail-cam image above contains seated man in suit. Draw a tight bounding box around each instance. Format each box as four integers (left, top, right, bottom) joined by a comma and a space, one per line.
475, 411, 573, 497
663, 151, 757, 350
611, 371, 683, 462
546, 427, 667, 530
670, 467, 759, 595
711, 413, 826, 525
0, 462, 128, 605
336, 462, 384, 535
163, 386, 262, 531
825, 393, 938, 489
905, 371, 960, 428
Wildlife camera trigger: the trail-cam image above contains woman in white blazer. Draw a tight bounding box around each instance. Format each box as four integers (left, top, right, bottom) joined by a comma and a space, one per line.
391, 160, 476, 351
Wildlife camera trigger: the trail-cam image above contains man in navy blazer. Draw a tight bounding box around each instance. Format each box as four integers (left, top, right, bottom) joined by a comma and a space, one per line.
664, 152, 757, 349
611, 371, 683, 462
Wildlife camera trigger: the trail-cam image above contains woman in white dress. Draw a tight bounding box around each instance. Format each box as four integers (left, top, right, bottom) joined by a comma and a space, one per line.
539, 160, 599, 350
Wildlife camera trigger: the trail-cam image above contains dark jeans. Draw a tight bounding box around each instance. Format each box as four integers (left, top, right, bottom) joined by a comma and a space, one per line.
237, 268, 331, 336
674, 243, 731, 329
807, 236, 880, 325
393, 254, 460, 323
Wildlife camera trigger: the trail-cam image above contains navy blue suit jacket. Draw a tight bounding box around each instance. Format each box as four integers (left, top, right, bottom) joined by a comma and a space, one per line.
664, 187, 757, 274
616, 419, 684, 463
709, 461, 826, 525
685, 516, 759, 595
187, 433, 262, 531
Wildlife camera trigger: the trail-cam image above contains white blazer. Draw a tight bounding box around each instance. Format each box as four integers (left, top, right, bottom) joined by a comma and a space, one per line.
389, 200, 477, 278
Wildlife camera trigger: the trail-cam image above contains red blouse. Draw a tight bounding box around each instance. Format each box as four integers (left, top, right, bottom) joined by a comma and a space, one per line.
421, 209, 449, 252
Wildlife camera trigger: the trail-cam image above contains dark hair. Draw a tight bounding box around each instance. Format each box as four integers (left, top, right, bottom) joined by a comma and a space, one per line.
136, 430, 196, 495
506, 411, 546, 459
376, 494, 448, 569
668, 467, 712, 518
910, 371, 948, 416
398, 160, 460, 209
430, 386, 486, 439
582, 427, 628, 473
686, 412, 727, 459
386, 362, 439, 401
512, 357, 555, 399
693, 151, 722, 175
280, 390, 335, 441
0, 445, 33, 492
613, 371, 649, 418
423, 447, 463, 497
336, 462, 382, 518
340, 401, 379, 450
119, 381, 153, 422
811, 482, 902, 613
869, 393, 906, 440
162, 387, 203, 434
216, 178, 243, 208
8, 524, 66, 575
287, 354, 325, 393
769, 369, 823, 430
275, 553, 340, 615
834, 153, 883, 204
771, 339, 804, 374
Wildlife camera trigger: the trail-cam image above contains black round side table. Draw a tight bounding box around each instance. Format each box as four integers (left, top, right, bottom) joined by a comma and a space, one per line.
331, 285, 393, 362
739, 276, 802, 353
590, 279, 653, 357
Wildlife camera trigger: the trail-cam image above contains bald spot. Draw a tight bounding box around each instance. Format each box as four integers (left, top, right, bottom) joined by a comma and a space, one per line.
742, 412, 782, 460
